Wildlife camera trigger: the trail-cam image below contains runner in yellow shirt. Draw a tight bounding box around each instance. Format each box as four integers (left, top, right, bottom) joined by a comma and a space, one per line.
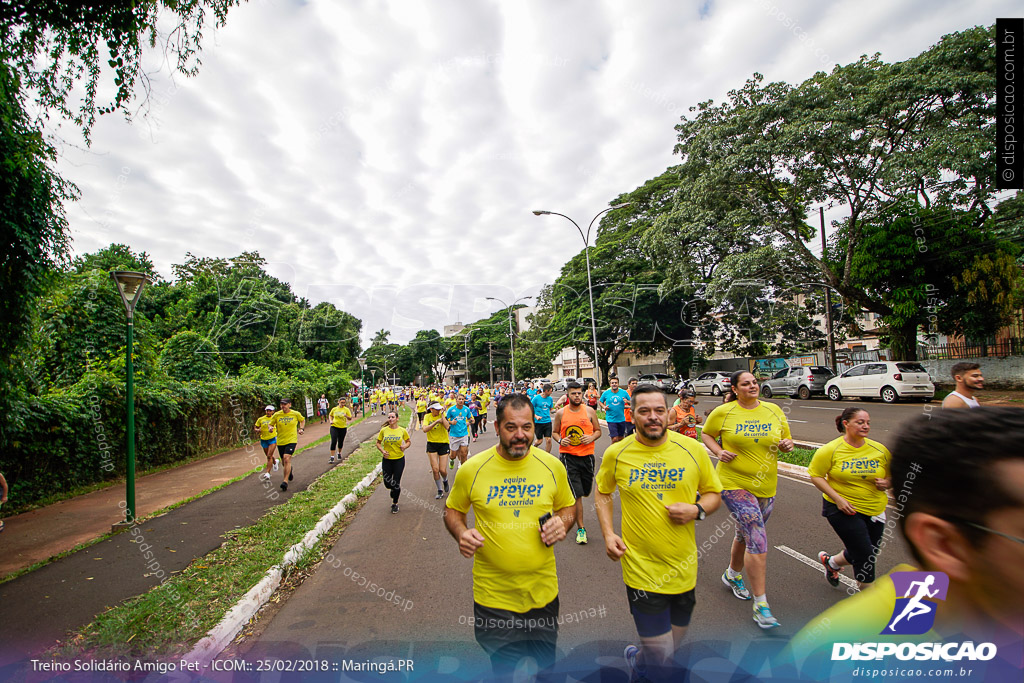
376, 411, 411, 514
479, 389, 491, 434
328, 397, 354, 464
444, 393, 576, 676
422, 402, 452, 499
270, 398, 305, 492
254, 405, 279, 481
596, 385, 723, 680
808, 407, 891, 590
702, 370, 793, 629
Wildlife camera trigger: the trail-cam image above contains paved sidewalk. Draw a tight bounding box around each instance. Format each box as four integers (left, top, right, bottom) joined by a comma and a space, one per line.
0, 409, 388, 661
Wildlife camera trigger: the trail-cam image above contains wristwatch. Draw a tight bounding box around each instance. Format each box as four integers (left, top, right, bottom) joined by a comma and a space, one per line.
694, 503, 706, 521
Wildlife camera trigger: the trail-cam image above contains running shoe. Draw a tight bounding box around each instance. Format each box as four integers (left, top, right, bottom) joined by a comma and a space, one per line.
753, 602, 780, 629
435, 490, 444, 500
623, 644, 648, 682
576, 528, 588, 545
443, 480, 450, 494
273, 460, 279, 472
391, 504, 399, 514
260, 472, 271, 481
819, 551, 841, 587
449, 457, 457, 470
329, 455, 335, 463
280, 482, 288, 492
722, 570, 752, 600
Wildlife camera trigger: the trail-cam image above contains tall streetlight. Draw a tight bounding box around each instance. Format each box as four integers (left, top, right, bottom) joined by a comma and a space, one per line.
110, 271, 149, 529
356, 357, 367, 418
486, 295, 533, 386
532, 203, 632, 387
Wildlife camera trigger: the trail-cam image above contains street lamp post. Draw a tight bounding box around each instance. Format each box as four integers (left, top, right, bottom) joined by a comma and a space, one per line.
532, 203, 632, 387
110, 271, 149, 529
486, 295, 533, 386
357, 357, 367, 418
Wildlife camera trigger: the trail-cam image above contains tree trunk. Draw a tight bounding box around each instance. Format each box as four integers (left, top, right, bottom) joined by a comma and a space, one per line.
887, 319, 920, 361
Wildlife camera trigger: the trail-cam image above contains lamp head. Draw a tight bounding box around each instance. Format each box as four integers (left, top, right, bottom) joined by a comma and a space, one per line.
532, 210, 550, 216
110, 271, 149, 319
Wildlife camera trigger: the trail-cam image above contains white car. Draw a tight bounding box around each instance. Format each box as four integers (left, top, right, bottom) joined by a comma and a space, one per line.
552, 377, 577, 391
686, 372, 733, 396
825, 361, 935, 403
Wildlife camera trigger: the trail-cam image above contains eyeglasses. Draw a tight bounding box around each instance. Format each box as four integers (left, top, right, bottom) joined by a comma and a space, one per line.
944, 517, 1024, 546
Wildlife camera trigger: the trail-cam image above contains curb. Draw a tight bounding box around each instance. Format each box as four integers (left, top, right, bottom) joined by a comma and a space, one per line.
183, 461, 382, 668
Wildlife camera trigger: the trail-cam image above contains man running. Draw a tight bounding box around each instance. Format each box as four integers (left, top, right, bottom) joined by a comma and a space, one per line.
595, 385, 723, 680
599, 376, 631, 444
376, 411, 411, 513
446, 392, 474, 468
443, 393, 576, 676
479, 387, 491, 433
317, 393, 330, 424
552, 381, 603, 545
422, 402, 452, 499
328, 397, 353, 463
942, 362, 983, 409
270, 398, 305, 491
254, 405, 278, 481
532, 383, 555, 453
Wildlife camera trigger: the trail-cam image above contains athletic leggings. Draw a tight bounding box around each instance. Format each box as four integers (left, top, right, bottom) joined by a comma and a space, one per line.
721, 489, 775, 554
381, 457, 406, 503
823, 499, 885, 583
470, 415, 479, 438
330, 426, 348, 451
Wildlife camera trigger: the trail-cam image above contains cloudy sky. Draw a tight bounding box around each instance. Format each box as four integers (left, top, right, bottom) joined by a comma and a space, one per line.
55, 0, 1016, 347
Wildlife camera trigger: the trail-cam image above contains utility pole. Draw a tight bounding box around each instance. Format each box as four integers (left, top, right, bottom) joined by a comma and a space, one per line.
820, 207, 837, 370
463, 332, 470, 387
488, 342, 494, 386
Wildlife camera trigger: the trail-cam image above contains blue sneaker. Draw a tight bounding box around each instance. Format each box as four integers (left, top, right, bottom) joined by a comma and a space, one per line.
753, 602, 780, 629
623, 644, 648, 682
722, 570, 751, 600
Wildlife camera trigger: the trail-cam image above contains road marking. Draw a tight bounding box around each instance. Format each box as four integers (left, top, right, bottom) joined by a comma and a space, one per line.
796, 406, 845, 411
775, 545, 860, 591
787, 419, 808, 423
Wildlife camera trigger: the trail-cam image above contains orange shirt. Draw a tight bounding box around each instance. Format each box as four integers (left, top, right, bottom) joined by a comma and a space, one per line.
559, 405, 595, 456
670, 404, 698, 439
624, 387, 634, 422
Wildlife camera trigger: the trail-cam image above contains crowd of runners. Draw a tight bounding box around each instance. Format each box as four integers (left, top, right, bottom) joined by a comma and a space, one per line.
247, 361, 1013, 680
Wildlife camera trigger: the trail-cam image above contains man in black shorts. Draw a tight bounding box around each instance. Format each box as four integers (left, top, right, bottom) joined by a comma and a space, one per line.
552, 381, 602, 545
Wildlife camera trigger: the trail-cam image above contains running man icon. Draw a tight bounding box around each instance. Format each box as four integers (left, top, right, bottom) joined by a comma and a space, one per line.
883, 571, 949, 635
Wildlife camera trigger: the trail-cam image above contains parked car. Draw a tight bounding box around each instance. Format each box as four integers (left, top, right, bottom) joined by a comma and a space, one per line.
760, 366, 835, 399
637, 373, 675, 390
552, 377, 577, 391
686, 371, 733, 396
824, 361, 935, 403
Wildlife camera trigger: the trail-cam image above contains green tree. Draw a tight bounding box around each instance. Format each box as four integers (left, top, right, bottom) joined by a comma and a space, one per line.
159, 330, 224, 381
297, 302, 361, 366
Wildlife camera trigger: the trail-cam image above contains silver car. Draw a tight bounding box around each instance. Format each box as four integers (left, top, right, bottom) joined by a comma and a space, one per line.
760, 366, 835, 399
637, 373, 674, 390
687, 371, 733, 396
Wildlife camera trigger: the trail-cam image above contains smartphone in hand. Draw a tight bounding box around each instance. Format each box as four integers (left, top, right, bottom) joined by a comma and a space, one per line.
538, 512, 553, 546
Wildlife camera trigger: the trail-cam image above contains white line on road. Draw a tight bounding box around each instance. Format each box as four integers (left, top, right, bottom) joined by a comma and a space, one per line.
796, 406, 845, 410
775, 544, 860, 591
788, 419, 808, 423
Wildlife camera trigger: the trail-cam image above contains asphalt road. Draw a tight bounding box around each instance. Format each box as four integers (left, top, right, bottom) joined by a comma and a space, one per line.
232, 414, 915, 681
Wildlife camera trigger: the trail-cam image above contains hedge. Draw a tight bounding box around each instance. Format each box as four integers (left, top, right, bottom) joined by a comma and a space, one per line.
1, 368, 353, 510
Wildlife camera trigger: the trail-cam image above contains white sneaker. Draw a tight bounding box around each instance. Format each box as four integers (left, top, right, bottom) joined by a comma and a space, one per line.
272, 461, 279, 472
261, 473, 271, 481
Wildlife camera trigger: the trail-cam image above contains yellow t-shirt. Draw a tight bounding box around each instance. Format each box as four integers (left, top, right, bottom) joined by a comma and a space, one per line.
596, 432, 724, 593
422, 412, 449, 444
255, 415, 275, 440
446, 447, 576, 612
444, 397, 456, 409
330, 406, 353, 429
270, 409, 305, 446
416, 399, 427, 412
480, 393, 491, 413
377, 426, 410, 459
703, 400, 791, 497
807, 437, 891, 516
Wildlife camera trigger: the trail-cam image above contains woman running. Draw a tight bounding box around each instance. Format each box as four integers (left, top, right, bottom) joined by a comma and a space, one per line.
254, 405, 278, 480
702, 370, 794, 629
468, 394, 481, 441
328, 397, 353, 464
809, 407, 891, 590
421, 402, 452, 499
668, 389, 702, 439
415, 393, 428, 429
376, 411, 411, 513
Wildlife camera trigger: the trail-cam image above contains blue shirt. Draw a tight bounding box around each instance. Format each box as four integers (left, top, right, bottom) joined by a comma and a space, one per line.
531, 394, 554, 424
599, 388, 629, 423
527, 388, 538, 399
446, 405, 473, 438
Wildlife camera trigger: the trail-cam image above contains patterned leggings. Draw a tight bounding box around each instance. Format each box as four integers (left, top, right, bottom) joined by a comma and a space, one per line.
721, 489, 775, 554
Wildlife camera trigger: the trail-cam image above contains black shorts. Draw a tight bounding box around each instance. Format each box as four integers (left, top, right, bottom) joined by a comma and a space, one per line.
473, 597, 559, 675
278, 443, 297, 456
417, 411, 426, 421
535, 422, 552, 439
426, 441, 451, 455
559, 453, 595, 498
626, 586, 696, 637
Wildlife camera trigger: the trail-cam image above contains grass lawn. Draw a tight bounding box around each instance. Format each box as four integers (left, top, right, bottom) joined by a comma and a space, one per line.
50, 408, 408, 660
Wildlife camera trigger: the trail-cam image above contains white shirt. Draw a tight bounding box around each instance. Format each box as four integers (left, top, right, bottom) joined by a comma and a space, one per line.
947, 390, 980, 408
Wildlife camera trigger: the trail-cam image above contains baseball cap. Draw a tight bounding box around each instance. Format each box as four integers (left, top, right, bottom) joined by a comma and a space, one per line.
264, 405, 274, 410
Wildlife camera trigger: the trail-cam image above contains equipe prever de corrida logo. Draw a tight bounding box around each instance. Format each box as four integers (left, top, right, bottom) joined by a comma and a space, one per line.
831, 571, 998, 662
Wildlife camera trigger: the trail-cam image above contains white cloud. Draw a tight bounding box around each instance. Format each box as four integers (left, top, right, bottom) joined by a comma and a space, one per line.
54, 0, 1014, 346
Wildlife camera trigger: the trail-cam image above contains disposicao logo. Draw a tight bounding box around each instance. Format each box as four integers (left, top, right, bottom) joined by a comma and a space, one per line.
831, 571, 997, 662
884, 571, 949, 635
